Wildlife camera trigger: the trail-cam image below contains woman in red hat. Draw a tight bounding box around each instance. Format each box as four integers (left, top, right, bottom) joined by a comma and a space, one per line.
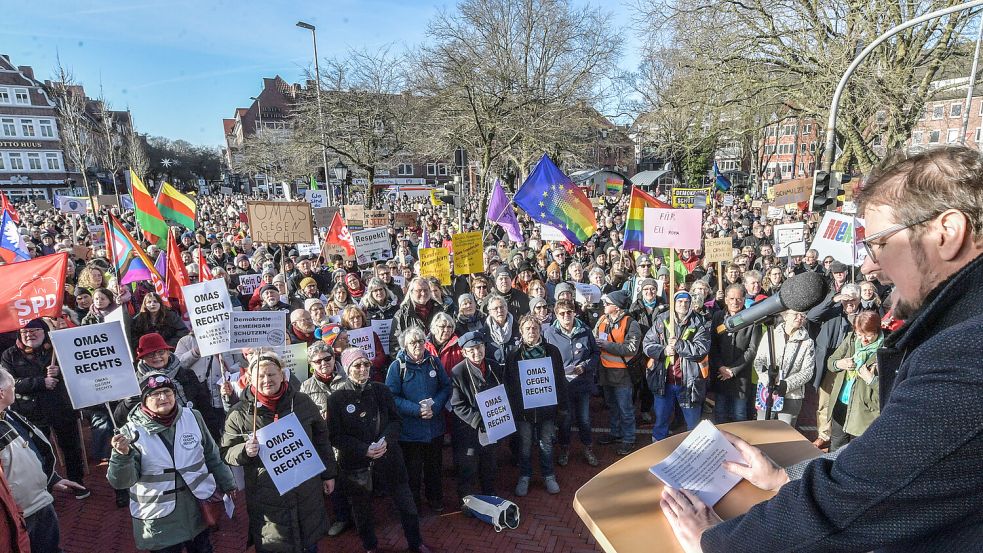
116, 334, 210, 423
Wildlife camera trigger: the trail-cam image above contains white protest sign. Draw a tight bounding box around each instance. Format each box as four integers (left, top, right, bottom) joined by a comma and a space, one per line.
346, 327, 377, 359
49, 321, 139, 410
475, 384, 516, 444
220, 186, 233, 195
393, 275, 405, 288
370, 319, 393, 355
304, 189, 328, 209
643, 208, 703, 250
723, 194, 734, 207
230, 311, 287, 350
277, 342, 310, 381
767, 206, 784, 220
809, 211, 866, 266
694, 195, 707, 209
104, 306, 131, 348
773, 222, 806, 258
518, 357, 557, 409
351, 227, 393, 266
183, 280, 233, 356
574, 283, 602, 304
539, 224, 567, 242
297, 240, 320, 256
238, 274, 263, 295
255, 413, 326, 495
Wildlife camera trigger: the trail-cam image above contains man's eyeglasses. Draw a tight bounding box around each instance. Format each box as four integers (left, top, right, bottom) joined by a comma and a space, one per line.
860, 215, 935, 264
556, 310, 574, 316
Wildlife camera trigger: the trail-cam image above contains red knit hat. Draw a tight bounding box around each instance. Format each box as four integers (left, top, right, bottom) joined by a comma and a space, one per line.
136, 333, 174, 359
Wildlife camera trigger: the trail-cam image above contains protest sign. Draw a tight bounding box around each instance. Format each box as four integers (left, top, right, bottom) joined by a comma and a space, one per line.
671, 187, 711, 208
230, 311, 287, 351
767, 206, 784, 220
255, 413, 326, 495
451, 232, 484, 275
59, 197, 89, 214
393, 212, 416, 229
312, 206, 338, 230
220, 186, 233, 195
277, 341, 310, 381
238, 274, 263, 295
774, 222, 806, 258
539, 224, 567, 242
351, 227, 393, 266
35, 199, 52, 211
50, 321, 139, 410
183, 280, 232, 356
346, 327, 377, 359
693, 195, 707, 210
88, 224, 106, 248
370, 319, 393, 355
94, 195, 119, 209
297, 236, 320, 257
772, 178, 811, 207
104, 306, 132, 348
304, 189, 328, 209
723, 194, 734, 207
842, 201, 858, 215
751, 200, 763, 209
574, 283, 602, 304
247, 201, 314, 244
365, 210, 389, 228
518, 358, 557, 409
703, 237, 733, 263
393, 275, 405, 288
809, 212, 866, 266
475, 384, 516, 444
343, 205, 365, 229
419, 247, 451, 286
643, 208, 702, 250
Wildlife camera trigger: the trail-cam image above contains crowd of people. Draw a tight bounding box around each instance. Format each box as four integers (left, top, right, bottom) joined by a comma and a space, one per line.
0, 164, 903, 553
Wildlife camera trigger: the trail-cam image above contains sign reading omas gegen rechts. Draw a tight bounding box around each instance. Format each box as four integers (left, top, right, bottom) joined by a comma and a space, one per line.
246, 201, 314, 244
50, 321, 140, 410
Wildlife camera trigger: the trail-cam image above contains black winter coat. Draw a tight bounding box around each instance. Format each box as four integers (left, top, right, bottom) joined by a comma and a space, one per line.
388, 299, 443, 355
2, 343, 75, 426
504, 343, 569, 423
709, 310, 760, 399
131, 309, 188, 349
326, 379, 406, 479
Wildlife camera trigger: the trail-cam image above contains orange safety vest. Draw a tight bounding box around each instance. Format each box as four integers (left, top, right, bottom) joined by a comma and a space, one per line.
598, 315, 631, 369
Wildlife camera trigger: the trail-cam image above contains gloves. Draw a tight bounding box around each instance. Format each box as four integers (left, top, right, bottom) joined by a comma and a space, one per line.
775, 380, 788, 396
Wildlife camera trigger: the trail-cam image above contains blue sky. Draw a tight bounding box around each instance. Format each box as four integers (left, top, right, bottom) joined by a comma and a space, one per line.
1, 0, 640, 147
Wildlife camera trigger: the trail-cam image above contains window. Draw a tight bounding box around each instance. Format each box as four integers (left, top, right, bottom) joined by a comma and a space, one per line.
437, 164, 448, 176
397, 163, 413, 176
13, 89, 29, 105
950, 102, 962, 118
802, 123, 812, 135
810, 142, 817, 152
39, 119, 54, 138
913, 131, 923, 144
1, 118, 14, 137
0, 155, 4, 170
933, 105, 944, 119
26, 153, 41, 170
45, 153, 60, 171
0, 88, 8, 104
929, 130, 941, 143
426, 163, 437, 176
947, 129, 959, 143
800, 143, 808, 153
976, 128, 982, 143
20, 119, 35, 137
8, 153, 23, 170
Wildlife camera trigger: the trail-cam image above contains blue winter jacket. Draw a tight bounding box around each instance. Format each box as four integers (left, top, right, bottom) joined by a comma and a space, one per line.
385, 350, 453, 443
542, 318, 600, 394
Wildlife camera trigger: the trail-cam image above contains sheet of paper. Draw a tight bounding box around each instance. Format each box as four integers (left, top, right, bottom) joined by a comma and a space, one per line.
648, 420, 744, 506
223, 493, 235, 518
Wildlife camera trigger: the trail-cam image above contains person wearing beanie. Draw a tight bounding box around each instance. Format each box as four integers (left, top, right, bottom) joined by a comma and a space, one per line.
107, 372, 236, 553
290, 276, 327, 311
544, 261, 563, 299
454, 293, 484, 336
328, 348, 433, 553
642, 289, 712, 442
258, 283, 290, 313
530, 296, 554, 326
492, 264, 530, 318
594, 291, 643, 455
222, 353, 338, 553
622, 253, 655, 304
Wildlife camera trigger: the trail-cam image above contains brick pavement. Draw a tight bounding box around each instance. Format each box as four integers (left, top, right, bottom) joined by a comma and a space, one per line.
56, 391, 818, 552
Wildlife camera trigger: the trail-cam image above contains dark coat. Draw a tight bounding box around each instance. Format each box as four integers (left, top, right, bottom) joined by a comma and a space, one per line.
504, 343, 569, 422
449, 358, 504, 431
326, 379, 405, 478
494, 287, 530, 318
542, 319, 600, 394
131, 309, 188, 349
811, 309, 852, 389
2, 343, 75, 426
221, 385, 337, 553
702, 253, 983, 552
709, 309, 761, 399
388, 299, 444, 355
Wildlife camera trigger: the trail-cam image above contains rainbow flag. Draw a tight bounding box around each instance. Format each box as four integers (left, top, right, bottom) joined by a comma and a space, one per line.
713, 161, 732, 192
623, 186, 670, 253
605, 177, 624, 196
513, 154, 597, 245
108, 214, 161, 285
129, 169, 168, 245
156, 182, 196, 231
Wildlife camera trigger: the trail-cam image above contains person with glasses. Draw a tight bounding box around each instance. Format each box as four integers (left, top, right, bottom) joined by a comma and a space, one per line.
108, 372, 236, 553
544, 300, 601, 467
360, 277, 399, 321
425, 312, 463, 379
622, 254, 655, 303
484, 295, 522, 371
374, 261, 404, 304
823, 311, 884, 452
340, 306, 388, 381
710, 285, 760, 424
454, 293, 485, 336
389, 277, 445, 357
529, 297, 554, 326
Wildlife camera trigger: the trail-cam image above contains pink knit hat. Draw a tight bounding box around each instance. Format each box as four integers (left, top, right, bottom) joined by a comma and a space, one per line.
340, 347, 369, 372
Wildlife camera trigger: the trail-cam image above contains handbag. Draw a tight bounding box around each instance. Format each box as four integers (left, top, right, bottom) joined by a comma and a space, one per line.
463, 495, 520, 532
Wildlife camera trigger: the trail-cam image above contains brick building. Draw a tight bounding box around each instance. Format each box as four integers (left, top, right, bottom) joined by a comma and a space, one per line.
759, 117, 821, 183
909, 81, 983, 150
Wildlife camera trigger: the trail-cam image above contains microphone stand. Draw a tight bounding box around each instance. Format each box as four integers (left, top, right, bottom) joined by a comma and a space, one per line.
763, 316, 780, 421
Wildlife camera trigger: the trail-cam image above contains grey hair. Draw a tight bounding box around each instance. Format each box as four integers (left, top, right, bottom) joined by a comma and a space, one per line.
486, 294, 508, 310
307, 341, 333, 359
400, 277, 433, 307
742, 270, 762, 284
0, 367, 12, 389
400, 326, 427, 348
430, 312, 455, 335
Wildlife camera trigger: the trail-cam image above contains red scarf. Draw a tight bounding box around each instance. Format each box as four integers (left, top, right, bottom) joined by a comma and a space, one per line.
252, 381, 288, 414
346, 279, 365, 299
140, 405, 177, 427
314, 370, 335, 385
414, 301, 432, 321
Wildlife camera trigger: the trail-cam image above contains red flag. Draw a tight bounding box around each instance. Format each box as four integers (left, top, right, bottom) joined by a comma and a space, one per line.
324, 212, 355, 257
0, 252, 67, 332
1, 192, 20, 225
198, 246, 213, 281
166, 231, 191, 314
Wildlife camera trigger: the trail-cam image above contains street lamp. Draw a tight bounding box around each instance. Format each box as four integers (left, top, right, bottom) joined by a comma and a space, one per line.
250, 96, 263, 132
333, 160, 348, 204
297, 20, 333, 206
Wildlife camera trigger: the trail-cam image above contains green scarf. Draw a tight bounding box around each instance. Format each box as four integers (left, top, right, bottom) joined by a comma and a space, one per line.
840, 332, 883, 404
520, 339, 546, 360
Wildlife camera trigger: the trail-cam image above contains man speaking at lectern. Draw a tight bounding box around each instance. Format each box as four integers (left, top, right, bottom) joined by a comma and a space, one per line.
661, 146, 983, 552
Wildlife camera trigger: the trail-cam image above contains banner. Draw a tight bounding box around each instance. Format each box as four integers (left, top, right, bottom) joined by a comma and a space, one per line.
255, 413, 327, 495
703, 237, 733, 263
246, 201, 314, 244
370, 319, 393, 355
518, 358, 557, 409
304, 190, 328, 209
365, 210, 389, 228
346, 327, 377, 359
238, 274, 263, 295
351, 227, 393, 266
774, 222, 807, 258
475, 384, 516, 444
809, 212, 866, 266
230, 311, 287, 350
419, 247, 451, 286
49, 321, 139, 410
277, 341, 310, 382
772, 178, 811, 207
451, 232, 484, 275
393, 212, 416, 229
671, 187, 711, 208
643, 208, 702, 250
183, 279, 232, 356
0, 252, 68, 333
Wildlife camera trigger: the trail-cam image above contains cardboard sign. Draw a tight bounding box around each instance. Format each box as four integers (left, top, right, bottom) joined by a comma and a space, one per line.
751, 200, 763, 209
343, 205, 365, 230
475, 384, 516, 444
774, 222, 806, 258
256, 413, 327, 495
365, 210, 389, 228
238, 274, 263, 295
703, 237, 733, 263
312, 207, 338, 230
419, 247, 451, 286
246, 201, 314, 244
346, 327, 377, 359
370, 319, 393, 355
49, 321, 139, 410
809, 212, 866, 266
574, 283, 602, 304
723, 194, 734, 207
451, 232, 484, 275
393, 212, 416, 229
772, 178, 811, 207
539, 224, 567, 242
277, 341, 310, 381
767, 206, 784, 220
643, 208, 703, 250
230, 311, 287, 350
518, 357, 557, 409
351, 227, 393, 266
304, 190, 328, 209
183, 280, 233, 356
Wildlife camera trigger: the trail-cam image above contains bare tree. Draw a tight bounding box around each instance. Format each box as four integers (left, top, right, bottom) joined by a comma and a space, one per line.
235, 128, 315, 196
93, 89, 129, 204
47, 58, 97, 205
127, 127, 151, 182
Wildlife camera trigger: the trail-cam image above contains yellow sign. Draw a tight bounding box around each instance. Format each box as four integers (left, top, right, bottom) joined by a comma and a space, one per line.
419, 247, 451, 285
451, 231, 484, 275
430, 189, 444, 206
670, 187, 711, 208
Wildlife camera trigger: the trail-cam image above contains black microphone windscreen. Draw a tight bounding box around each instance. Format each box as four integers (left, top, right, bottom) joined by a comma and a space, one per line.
778, 271, 830, 312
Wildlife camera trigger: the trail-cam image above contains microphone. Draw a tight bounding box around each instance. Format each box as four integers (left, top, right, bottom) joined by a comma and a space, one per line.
724, 271, 829, 332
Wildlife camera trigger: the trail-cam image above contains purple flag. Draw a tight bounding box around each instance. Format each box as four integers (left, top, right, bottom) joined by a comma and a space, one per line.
488, 179, 524, 243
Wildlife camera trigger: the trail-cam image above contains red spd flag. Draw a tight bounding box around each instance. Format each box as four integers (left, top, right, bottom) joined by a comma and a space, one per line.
324, 212, 355, 257
0, 252, 67, 332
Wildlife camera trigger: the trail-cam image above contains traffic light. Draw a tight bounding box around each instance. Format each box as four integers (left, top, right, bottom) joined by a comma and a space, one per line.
811, 170, 851, 212
439, 176, 461, 207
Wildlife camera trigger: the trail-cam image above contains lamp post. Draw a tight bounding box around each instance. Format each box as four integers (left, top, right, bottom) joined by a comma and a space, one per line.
333, 160, 348, 205
250, 96, 263, 132
297, 20, 333, 206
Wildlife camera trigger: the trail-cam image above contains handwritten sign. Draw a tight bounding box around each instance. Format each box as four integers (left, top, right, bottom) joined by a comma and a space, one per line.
518, 358, 557, 409
723, 194, 734, 207
703, 237, 733, 263
351, 227, 393, 266
774, 222, 806, 258
643, 208, 703, 250
50, 321, 139, 410
343, 205, 365, 230
393, 212, 416, 229
772, 178, 811, 207
574, 283, 602, 304
256, 413, 326, 495
751, 200, 763, 209
246, 201, 314, 244
277, 341, 310, 381
451, 232, 484, 275
475, 384, 516, 444
419, 247, 451, 286
365, 210, 389, 228
370, 319, 393, 355
304, 190, 328, 209
238, 274, 263, 295
539, 224, 567, 242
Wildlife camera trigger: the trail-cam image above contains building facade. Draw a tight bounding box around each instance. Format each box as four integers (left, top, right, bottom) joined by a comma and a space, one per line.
758, 117, 821, 183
